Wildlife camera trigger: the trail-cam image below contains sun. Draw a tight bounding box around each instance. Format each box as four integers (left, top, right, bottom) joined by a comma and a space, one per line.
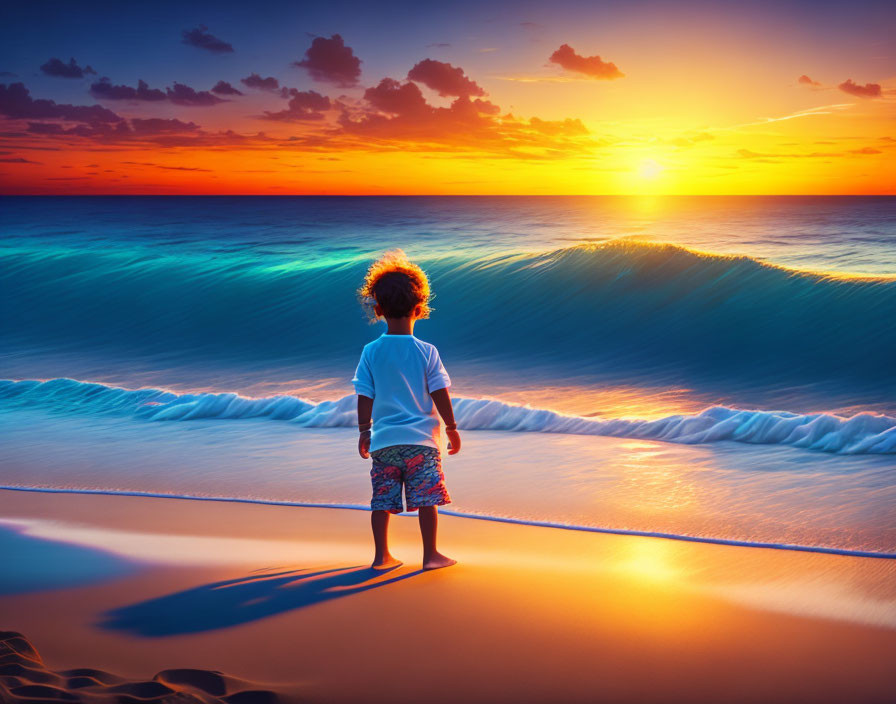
638, 159, 663, 180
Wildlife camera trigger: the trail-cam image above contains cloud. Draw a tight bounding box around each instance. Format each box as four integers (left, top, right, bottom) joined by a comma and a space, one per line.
293, 34, 361, 87
166, 82, 225, 106
528, 117, 588, 136
1, 82, 121, 122
88, 78, 223, 106
40, 57, 96, 78
90, 78, 166, 101
838, 79, 882, 98
491, 74, 588, 84
129, 118, 202, 134
211, 81, 243, 96
732, 103, 853, 128
548, 44, 623, 80
407, 59, 485, 98
9, 61, 597, 160
26, 116, 200, 139
738, 147, 881, 159
122, 161, 213, 171
798, 74, 821, 87
0, 156, 41, 163
333, 74, 595, 159
182, 25, 234, 53
362, 78, 429, 116
241, 73, 280, 91
262, 89, 331, 121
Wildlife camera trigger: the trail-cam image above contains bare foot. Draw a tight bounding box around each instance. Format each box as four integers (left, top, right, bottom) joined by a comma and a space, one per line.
422, 552, 457, 571
371, 555, 403, 570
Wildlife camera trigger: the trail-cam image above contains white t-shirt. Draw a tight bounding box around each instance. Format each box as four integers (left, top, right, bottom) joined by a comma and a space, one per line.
351, 333, 451, 453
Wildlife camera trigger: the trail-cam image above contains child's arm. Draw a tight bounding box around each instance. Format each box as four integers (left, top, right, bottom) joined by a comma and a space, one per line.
357, 394, 373, 459
430, 388, 461, 455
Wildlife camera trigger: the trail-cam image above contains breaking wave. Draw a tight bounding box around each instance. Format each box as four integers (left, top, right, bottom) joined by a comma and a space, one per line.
2, 378, 893, 455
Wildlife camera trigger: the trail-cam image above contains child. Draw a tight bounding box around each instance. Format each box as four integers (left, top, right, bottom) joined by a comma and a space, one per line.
352, 250, 460, 571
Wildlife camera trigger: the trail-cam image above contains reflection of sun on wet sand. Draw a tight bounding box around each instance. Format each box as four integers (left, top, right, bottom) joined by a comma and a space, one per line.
1, 489, 895, 704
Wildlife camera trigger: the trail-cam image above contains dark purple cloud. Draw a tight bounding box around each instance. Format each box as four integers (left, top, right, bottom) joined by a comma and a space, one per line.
90, 78, 166, 101
293, 34, 361, 87
363, 78, 430, 116
262, 89, 331, 121
241, 73, 280, 91
838, 79, 882, 98
26, 122, 68, 134
1, 82, 121, 122
166, 82, 225, 106
211, 80, 243, 95
130, 117, 201, 134
89, 78, 223, 106
40, 57, 96, 78
549, 44, 624, 79
27, 121, 129, 138
407, 59, 485, 98
181, 25, 234, 53
27, 117, 199, 138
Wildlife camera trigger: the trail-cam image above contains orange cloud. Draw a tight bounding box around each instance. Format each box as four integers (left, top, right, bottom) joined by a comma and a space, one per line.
738, 147, 882, 159
548, 44, 623, 80
798, 74, 821, 87
838, 79, 882, 98
330, 76, 594, 158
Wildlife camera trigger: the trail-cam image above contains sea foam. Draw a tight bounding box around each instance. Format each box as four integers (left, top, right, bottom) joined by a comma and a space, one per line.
2, 378, 893, 455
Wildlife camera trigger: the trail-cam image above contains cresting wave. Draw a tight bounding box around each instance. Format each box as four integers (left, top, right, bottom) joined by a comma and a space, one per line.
3, 240, 895, 391
2, 378, 894, 454
1, 485, 894, 560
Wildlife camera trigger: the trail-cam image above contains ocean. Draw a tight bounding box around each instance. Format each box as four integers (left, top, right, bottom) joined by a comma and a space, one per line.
1, 196, 894, 556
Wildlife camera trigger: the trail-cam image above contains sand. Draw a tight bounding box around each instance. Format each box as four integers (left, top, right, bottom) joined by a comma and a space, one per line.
1, 488, 895, 704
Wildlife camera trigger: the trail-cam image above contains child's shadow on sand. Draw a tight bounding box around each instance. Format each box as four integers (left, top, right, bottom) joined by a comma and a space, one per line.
99, 565, 421, 637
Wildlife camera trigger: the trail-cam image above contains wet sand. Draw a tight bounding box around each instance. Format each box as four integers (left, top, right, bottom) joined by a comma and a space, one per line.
1, 489, 895, 703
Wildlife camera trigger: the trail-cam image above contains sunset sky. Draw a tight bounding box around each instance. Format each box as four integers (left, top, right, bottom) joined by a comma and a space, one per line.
1, 0, 894, 195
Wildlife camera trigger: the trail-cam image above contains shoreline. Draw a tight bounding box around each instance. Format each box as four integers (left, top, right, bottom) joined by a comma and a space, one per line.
3, 484, 895, 560
1, 489, 895, 703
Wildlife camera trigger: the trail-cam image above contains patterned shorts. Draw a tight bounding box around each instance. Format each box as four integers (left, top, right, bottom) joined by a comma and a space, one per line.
369, 444, 451, 514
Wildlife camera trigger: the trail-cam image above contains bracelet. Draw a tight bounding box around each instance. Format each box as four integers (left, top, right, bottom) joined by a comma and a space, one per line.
358, 422, 372, 430
444, 423, 457, 430
359, 428, 371, 435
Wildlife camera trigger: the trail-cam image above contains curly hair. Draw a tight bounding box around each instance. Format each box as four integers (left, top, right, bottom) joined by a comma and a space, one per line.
358, 249, 432, 321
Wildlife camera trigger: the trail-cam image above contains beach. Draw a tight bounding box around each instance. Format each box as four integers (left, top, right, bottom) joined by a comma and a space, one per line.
2, 197, 895, 702
2, 488, 895, 704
